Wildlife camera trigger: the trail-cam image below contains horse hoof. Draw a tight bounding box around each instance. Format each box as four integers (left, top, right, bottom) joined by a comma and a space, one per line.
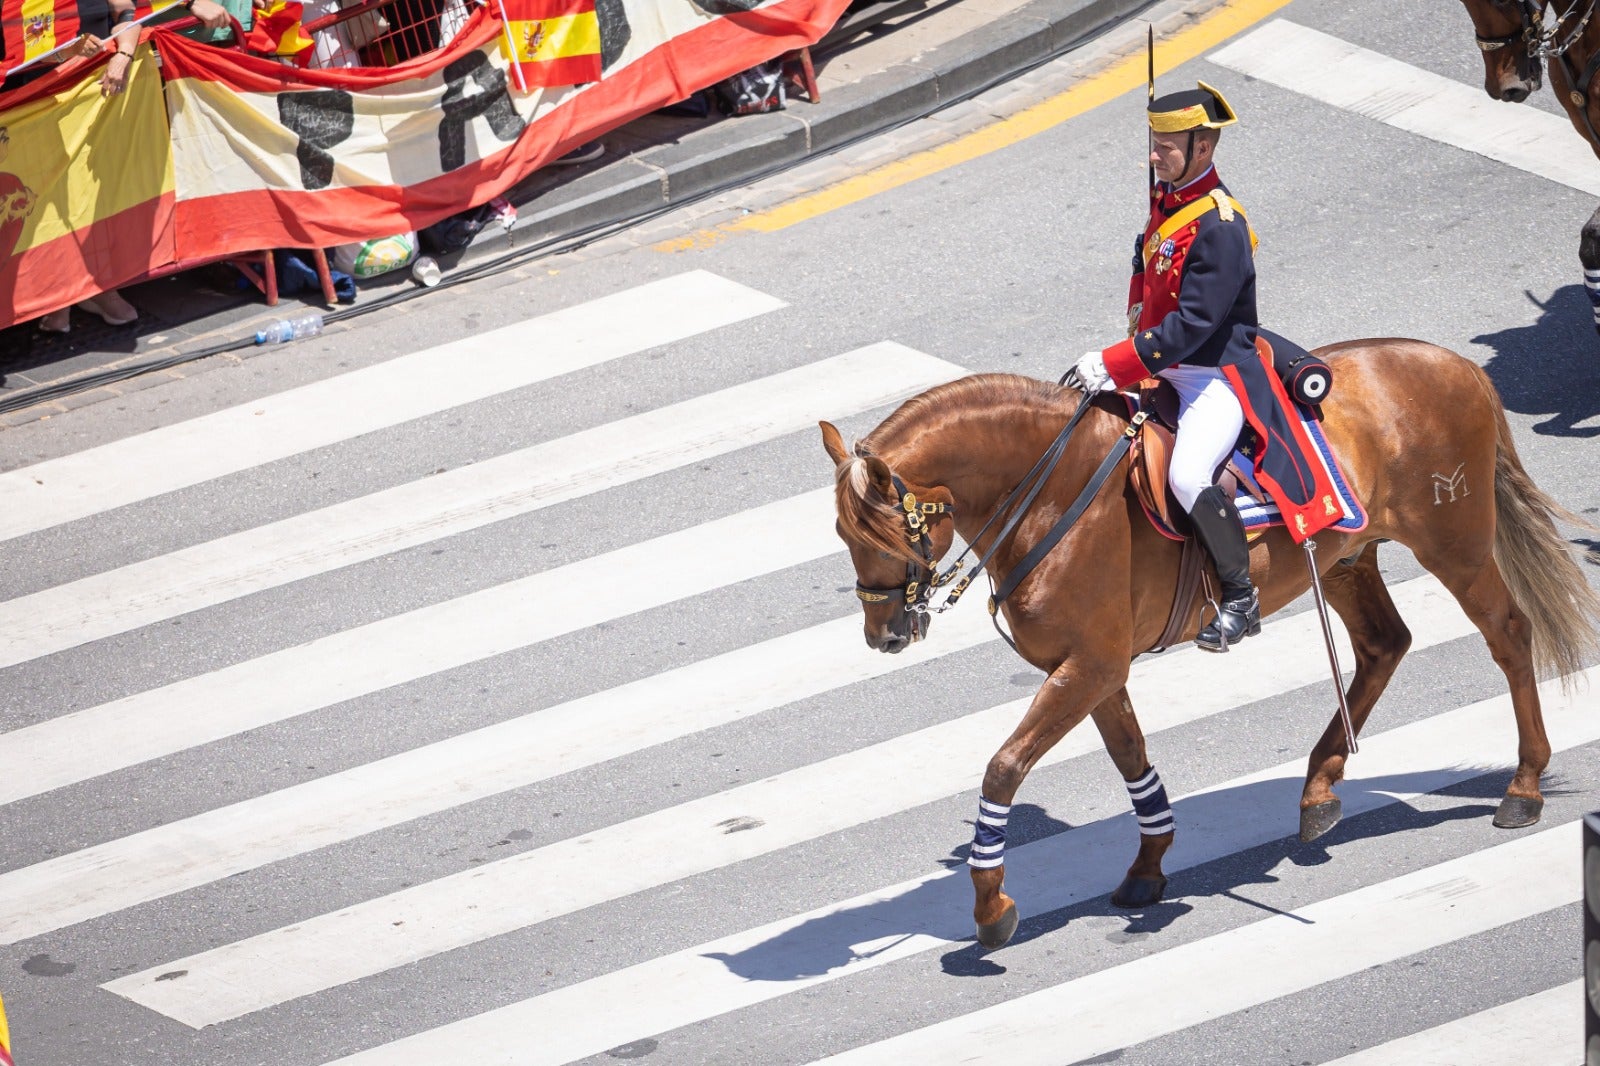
976, 903, 1019, 950
1111, 875, 1167, 909
1300, 798, 1342, 842
1493, 794, 1544, 829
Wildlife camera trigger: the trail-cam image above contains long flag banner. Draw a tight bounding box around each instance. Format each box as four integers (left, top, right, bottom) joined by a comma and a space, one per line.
0, 43, 175, 327
0, 0, 845, 326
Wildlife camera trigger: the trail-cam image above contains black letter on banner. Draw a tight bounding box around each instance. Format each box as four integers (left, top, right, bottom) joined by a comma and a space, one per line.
687, 0, 761, 12
278, 90, 355, 191
593, 0, 629, 71
438, 52, 526, 173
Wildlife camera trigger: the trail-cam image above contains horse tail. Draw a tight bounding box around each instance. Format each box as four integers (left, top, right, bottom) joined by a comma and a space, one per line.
1472, 364, 1600, 684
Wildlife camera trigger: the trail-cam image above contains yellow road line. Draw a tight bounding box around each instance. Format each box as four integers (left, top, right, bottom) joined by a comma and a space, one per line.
656, 0, 1292, 251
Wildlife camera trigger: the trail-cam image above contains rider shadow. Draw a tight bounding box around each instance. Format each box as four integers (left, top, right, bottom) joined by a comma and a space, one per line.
700, 803, 1073, 983
1474, 286, 1600, 437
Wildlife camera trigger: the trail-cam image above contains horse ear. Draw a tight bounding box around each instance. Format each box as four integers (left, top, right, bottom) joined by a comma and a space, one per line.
863, 456, 897, 501
819, 421, 849, 466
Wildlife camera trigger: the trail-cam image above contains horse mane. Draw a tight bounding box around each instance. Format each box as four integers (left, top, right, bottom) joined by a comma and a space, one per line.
834, 374, 1073, 564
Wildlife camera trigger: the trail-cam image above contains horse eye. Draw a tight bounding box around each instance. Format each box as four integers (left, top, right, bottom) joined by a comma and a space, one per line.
878, 551, 891, 560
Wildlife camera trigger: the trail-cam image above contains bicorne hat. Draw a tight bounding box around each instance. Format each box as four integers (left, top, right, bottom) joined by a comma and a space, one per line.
1147, 81, 1238, 133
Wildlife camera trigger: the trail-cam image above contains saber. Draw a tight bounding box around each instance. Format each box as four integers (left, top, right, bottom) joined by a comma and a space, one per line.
1146, 23, 1155, 192
1302, 538, 1358, 754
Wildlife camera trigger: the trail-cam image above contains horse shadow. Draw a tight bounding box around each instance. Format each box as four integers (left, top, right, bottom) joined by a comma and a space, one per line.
1473, 285, 1600, 437
701, 767, 1547, 984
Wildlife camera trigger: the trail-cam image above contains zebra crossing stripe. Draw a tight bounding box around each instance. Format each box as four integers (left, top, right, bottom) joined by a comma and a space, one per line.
105, 577, 1475, 1026
1317, 980, 1578, 1065
309, 666, 1600, 1066
0, 489, 838, 814
0, 271, 785, 543
1209, 20, 1600, 196
0, 343, 961, 671
0, 604, 996, 945
812, 822, 1581, 1064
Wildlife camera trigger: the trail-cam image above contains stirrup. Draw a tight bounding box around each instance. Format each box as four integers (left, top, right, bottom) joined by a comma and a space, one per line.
1195, 588, 1261, 653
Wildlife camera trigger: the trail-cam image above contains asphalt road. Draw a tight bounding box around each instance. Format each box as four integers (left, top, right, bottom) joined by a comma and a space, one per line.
2, 0, 1599, 1063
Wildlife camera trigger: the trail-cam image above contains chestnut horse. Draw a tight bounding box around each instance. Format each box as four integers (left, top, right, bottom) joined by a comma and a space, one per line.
822, 341, 1599, 949
1456, 0, 1600, 330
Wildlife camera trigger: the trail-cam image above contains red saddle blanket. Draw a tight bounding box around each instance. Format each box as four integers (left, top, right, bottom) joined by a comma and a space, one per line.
1129, 332, 1367, 543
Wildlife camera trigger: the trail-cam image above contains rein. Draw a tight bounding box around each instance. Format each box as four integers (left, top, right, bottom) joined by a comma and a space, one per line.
856, 391, 1146, 652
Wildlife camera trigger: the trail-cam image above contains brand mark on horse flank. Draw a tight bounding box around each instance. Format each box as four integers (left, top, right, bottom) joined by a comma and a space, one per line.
1432, 463, 1469, 505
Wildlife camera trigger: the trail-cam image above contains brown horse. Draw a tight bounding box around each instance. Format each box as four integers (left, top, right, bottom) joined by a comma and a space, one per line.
1456, 0, 1600, 330
822, 342, 1599, 949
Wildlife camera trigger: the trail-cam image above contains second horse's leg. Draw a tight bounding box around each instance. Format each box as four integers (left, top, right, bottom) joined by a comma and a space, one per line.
1090, 687, 1174, 908
1299, 542, 1413, 842
1581, 203, 1600, 336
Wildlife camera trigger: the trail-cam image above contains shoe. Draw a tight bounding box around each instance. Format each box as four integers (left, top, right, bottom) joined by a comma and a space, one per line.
76, 290, 138, 325
38, 309, 70, 333
1195, 587, 1261, 652
549, 141, 603, 165
1186, 484, 1259, 652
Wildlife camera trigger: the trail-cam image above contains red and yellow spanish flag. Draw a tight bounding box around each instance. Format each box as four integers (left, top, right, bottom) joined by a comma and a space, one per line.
496, 0, 599, 92
2, 0, 82, 69
0, 989, 13, 1066
243, 0, 313, 65
0, 41, 174, 327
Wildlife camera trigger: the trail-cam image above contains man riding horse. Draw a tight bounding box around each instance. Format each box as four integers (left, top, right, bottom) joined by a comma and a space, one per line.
1070, 82, 1265, 653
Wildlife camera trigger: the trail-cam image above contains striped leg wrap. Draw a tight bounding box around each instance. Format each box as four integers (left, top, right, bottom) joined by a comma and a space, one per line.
1585, 268, 1600, 328
967, 796, 1010, 869
1126, 766, 1174, 837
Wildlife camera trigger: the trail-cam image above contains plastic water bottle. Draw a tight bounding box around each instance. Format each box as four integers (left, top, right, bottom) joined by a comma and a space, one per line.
254, 313, 324, 345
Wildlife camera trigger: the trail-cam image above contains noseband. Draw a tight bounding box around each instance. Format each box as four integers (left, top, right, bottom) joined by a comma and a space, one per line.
853, 474, 953, 617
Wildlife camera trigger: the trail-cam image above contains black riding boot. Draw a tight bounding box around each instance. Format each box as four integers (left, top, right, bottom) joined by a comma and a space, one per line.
1188, 485, 1260, 652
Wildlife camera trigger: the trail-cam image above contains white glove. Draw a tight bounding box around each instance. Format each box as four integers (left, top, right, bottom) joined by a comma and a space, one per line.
1071, 351, 1115, 393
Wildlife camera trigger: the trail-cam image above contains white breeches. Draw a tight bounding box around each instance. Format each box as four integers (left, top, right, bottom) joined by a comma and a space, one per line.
1162, 364, 1245, 513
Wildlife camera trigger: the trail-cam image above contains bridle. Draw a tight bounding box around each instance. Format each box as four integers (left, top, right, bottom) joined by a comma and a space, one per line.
852, 474, 953, 638
1476, 0, 1600, 140
1475, 0, 1592, 59
850, 391, 1146, 651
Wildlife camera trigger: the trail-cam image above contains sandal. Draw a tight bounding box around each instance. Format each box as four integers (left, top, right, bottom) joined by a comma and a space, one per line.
39, 309, 70, 333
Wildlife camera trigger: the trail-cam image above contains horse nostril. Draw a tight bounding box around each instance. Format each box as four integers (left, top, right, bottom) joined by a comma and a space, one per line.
1502, 85, 1529, 103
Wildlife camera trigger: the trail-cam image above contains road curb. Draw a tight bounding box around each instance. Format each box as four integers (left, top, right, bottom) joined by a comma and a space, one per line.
491, 0, 1152, 251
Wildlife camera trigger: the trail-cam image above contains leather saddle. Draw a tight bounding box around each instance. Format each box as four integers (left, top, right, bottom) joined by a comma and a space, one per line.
1125, 336, 1277, 654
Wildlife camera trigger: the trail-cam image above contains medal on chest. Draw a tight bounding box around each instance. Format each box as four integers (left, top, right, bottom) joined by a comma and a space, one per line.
1153, 238, 1176, 275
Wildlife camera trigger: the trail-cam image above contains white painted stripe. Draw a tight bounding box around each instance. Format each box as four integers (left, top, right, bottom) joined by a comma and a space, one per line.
0, 489, 837, 816
0, 344, 959, 671
315, 667, 1600, 1066
1209, 20, 1600, 196
110, 577, 1476, 1025
1318, 980, 1579, 1066
0, 272, 784, 542
2, 607, 997, 945
813, 823, 1581, 1065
